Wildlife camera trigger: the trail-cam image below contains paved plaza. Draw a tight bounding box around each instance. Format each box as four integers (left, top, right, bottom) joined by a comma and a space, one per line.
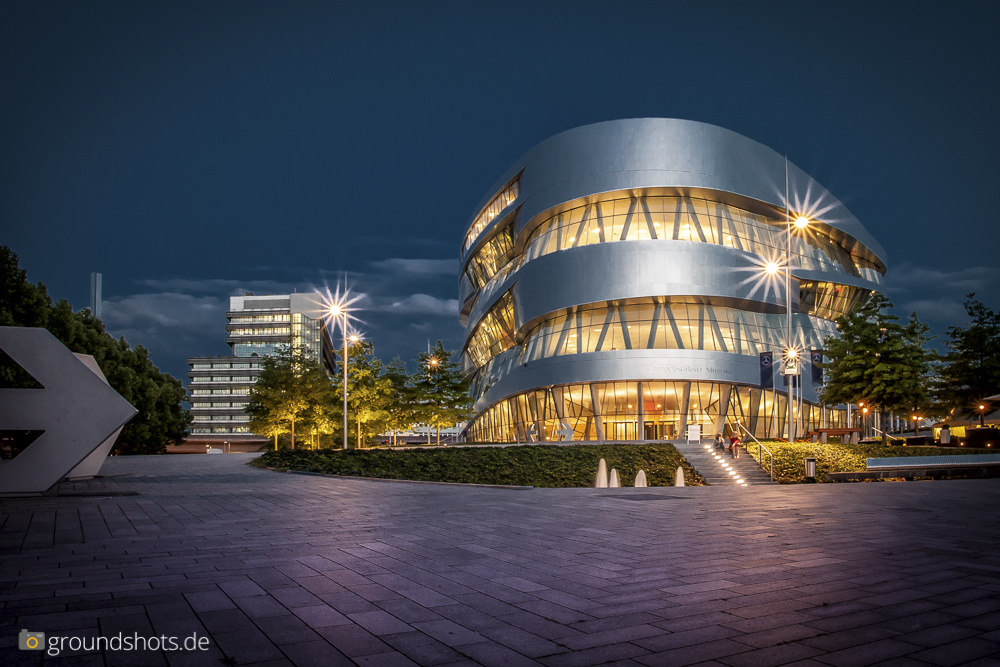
1, 454, 999, 667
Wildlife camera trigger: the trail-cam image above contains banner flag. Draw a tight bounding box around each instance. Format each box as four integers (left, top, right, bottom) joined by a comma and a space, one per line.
811, 349, 824, 385
759, 351, 774, 389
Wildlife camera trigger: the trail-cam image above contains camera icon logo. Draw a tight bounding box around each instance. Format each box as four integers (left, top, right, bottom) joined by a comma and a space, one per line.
19, 629, 44, 651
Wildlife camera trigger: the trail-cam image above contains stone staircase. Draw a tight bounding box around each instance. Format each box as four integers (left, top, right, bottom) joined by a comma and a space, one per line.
670, 439, 775, 487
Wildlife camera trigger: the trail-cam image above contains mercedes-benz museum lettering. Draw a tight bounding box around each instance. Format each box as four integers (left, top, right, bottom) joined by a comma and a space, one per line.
458, 119, 886, 442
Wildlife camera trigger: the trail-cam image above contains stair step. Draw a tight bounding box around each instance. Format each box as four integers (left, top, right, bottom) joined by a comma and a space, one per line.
671, 440, 774, 486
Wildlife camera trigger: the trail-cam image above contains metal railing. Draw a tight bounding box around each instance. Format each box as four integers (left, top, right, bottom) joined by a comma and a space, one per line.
735, 422, 774, 481
872, 427, 906, 443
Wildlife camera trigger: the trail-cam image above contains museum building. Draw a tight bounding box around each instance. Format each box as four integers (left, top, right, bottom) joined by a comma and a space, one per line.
458, 119, 887, 442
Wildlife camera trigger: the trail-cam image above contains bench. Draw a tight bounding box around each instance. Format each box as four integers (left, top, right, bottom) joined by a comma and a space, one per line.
826, 453, 1000, 481
806, 428, 862, 445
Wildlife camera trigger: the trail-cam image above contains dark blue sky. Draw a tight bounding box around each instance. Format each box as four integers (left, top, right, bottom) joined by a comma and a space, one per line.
3, 1, 997, 380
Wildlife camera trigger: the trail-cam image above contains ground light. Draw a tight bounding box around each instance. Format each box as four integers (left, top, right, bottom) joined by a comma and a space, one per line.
703, 443, 747, 486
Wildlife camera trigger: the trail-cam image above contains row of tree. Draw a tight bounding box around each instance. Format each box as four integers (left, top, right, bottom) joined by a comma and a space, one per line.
1, 246, 189, 455
820, 292, 1000, 444
246, 340, 470, 448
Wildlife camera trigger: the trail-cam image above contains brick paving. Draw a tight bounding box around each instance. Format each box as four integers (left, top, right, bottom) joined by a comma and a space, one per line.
1, 453, 999, 666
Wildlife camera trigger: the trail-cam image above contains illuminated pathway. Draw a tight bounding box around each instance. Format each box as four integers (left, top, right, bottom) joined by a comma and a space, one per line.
1, 454, 998, 666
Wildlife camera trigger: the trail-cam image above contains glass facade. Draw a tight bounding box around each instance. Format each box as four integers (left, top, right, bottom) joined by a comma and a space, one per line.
233, 342, 282, 357
463, 180, 520, 253
291, 313, 323, 360
465, 290, 517, 369
799, 281, 869, 321
465, 380, 848, 443
521, 300, 836, 364
523, 195, 882, 282
465, 225, 515, 291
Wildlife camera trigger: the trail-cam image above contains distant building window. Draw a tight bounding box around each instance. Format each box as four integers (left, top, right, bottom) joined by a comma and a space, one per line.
212, 363, 230, 369
192, 363, 211, 369
464, 179, 520, 253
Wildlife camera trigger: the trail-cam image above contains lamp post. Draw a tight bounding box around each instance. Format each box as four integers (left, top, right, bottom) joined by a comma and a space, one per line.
321, 281, 362, 450
781, 157, 812, 442
979, 404, 986, 428
426, 356, 438, 445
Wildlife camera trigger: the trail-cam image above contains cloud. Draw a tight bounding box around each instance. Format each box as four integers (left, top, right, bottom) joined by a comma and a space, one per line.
896, 298, 968, 324
368, 258, 460, 275
372, 293, 459, 315
885, 265, 998, 294
136, 278, 295, 294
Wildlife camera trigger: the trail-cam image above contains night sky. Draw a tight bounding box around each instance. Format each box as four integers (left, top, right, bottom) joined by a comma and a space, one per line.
3, 1, 997, 381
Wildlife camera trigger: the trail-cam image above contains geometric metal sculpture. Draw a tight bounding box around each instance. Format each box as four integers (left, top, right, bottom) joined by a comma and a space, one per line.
65, 353, 125, 479
0, 327, 137, 495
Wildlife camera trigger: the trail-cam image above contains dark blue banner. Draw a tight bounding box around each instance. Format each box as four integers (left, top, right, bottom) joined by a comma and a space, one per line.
759, 351, 773, 389
811, 350, 823, 385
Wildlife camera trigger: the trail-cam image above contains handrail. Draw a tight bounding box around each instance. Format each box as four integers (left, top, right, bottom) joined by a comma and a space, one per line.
872, 427, 905, 442
735, 422, 774, 481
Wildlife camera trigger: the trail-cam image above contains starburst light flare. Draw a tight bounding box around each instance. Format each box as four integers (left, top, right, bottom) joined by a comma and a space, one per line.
317, 283, 364, 334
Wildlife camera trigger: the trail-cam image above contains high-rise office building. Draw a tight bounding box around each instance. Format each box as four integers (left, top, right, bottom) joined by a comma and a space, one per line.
90, 272, 102, 320
185, 293, 336, 447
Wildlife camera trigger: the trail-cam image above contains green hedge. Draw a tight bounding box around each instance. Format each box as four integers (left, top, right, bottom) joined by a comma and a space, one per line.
743, 440, 994, 484
250, 443, 705, 487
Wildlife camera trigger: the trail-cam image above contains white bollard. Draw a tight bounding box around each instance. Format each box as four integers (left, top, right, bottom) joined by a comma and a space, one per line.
675, 466, 685, 487
609, 468, 620, 488
634, 470, 647, 487
595, 458, 608, 488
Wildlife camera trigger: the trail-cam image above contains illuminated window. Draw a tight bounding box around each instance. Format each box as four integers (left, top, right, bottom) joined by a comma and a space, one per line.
521, 195, 884, 282
464, 380, 848, 443
464, 290, 517, 369
798, 282, 868, 321
519, 298, 837, 364
465, 225, 515, 291
464, 180, 520, 253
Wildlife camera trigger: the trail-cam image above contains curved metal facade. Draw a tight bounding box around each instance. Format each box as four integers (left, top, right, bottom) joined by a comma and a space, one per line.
458, 118, 885, 442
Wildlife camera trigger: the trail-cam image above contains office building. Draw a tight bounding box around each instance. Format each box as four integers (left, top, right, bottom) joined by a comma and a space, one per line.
458, 119, 886, 442
186, 293, 336, 446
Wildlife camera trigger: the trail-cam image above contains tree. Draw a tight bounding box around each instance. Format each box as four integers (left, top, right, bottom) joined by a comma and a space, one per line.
1, 246, 189, 454
412, 341, 472, 446
383, 357, 419, 446
936, 294, 1000, 422
247, 344, 329, 449
819, 293, 935, 445
332, 340, 395, 448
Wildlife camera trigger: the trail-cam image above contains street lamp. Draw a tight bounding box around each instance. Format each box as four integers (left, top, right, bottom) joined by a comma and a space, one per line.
321, 282, 362, 450
979, 404, 987, 428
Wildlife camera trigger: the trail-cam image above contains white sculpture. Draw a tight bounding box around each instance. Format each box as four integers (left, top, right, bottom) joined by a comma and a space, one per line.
595, 458, 608, 487
634, 470, 647, 487
0, 328, 136, 495
675, 466, 685, 487
609, 468, 620, 487
66, 354, 125, 479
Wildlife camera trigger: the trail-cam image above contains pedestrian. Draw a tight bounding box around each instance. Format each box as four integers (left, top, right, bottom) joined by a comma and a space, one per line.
731, 435, 742, 459
715, 433, 726, 451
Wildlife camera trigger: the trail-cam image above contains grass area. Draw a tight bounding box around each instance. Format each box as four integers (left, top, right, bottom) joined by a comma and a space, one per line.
743, 440, 995, 484
250, 443, 705, 487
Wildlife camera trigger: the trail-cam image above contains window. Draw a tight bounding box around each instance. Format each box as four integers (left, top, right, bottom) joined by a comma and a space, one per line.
798, 282, 868, 321
519, 298, 837, 364
192, 363, 211, 369
465, 225, 515, 291
464, 180, 520, 253
464, 290, 517, 369
228, 314, 291, 324
521, 195, 885, 282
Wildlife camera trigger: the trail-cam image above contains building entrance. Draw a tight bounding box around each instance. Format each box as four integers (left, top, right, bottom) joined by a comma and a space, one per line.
609, 421, 637, 441
643, 422, 675, 440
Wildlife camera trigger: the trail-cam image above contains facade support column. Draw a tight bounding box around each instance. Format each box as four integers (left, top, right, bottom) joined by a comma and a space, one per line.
637, 382, 645, 440
678, 382, 691, 441
590, 384, 605, 441
713, 384, 732, 437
